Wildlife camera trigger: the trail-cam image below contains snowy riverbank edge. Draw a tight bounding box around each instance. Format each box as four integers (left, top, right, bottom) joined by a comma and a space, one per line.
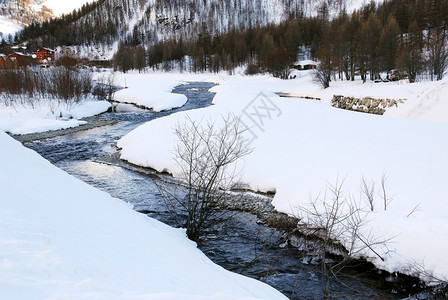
0, 131, 287, 299
2, 69, 448, 294
117, 71, 448, 283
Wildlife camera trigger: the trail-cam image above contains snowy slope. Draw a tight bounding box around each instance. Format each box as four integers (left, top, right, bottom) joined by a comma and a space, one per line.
384, 77, 448, 123
43, 0, 94, 16
0, 15, 22, 36
0, 130, 287, 300
0, 0, 93, 35
40, 0, 385, 59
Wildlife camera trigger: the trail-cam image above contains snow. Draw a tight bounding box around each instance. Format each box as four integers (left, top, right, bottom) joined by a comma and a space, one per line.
117, 70, 448, 281
0, 0, 95, 36
0, 16, 22, 36
2, 66, 448, 290
384, 77, 448, 123
0, 99, 111, 135
113, 73, 188, 112
43, 0, 95, 16
0, 131, 286, 299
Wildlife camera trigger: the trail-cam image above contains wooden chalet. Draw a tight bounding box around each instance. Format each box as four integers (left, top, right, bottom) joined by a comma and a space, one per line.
0, 54, 19, 69
8, 52, 36, 68
33, 48, 55, 63
292, 60, 318, 71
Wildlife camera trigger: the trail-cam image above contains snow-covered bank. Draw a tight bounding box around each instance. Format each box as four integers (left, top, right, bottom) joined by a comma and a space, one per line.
0, 130, 287, 300
113, 73, 188, 111
118, 72, 448, 281
0, 100, 111, 135
384, 77, 448, 123
0, 71, 195, 135
276, 71, 448, 124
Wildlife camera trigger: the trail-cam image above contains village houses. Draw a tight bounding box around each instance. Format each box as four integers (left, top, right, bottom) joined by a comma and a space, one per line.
0, 47, 55, 69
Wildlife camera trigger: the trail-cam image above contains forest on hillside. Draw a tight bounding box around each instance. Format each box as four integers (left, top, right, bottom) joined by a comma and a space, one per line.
14, 0, 448, 83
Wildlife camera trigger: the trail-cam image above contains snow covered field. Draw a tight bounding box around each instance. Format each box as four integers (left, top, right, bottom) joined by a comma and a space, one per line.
0, 99, 111, 135
117, 70, 448, 281
2, 69, 448, 297
113, 73, 188, 111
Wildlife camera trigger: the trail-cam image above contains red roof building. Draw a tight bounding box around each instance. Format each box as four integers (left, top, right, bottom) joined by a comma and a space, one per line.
33, 48, 55, 63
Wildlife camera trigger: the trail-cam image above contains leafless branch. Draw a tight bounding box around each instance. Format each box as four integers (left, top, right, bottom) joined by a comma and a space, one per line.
154, 114, 253, 241
407, 203, 422, 218
361, 176, 375, 211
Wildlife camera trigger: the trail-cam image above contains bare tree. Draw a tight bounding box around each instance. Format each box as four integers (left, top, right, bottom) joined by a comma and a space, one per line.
134, 45, 147, 73
397, 19, 424, 83
314, 48, 334, 89
155, 114, 253, 242
427, 28, 448, 81
379, 172, 392, 211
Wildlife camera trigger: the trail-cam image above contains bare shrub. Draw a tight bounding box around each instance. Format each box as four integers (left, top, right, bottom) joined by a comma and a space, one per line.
0, 67, 94, 109
93, 73, 116, 101
245, 63, 261, 75
55, 55, 79, 69
361, 176, 375, 211
297, 179, 393, 298
405, 259, 448, 285
155, 114, 253, 242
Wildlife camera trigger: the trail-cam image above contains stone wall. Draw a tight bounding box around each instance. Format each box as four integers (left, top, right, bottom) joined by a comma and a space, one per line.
331, 95, 405, 115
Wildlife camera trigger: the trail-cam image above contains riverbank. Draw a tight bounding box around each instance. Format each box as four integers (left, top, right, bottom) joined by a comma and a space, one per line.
117, 72, 448, 286
97, 149, 438, 299
10, 115, 117, 143
4, 80, 401, 298
4, 72, 448, 298
0, 129, 288, 300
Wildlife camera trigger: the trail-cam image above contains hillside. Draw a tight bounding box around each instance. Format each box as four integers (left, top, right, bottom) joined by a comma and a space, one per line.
17, 0, 382, 59
0, 0, 93, 37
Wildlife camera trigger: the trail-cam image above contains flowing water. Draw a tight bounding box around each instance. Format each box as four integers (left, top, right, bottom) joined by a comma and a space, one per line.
23, 82, 400, 299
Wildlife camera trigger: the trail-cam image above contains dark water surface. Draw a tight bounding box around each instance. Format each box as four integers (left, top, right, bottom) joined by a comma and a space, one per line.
24, 82, 398, 299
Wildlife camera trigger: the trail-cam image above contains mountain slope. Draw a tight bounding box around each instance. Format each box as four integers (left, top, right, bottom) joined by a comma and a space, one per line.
18, 0, 384, 59
0, 0, 93, 37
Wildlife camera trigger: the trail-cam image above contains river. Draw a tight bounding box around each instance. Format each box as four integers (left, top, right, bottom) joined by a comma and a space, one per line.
21, 82, 403, 299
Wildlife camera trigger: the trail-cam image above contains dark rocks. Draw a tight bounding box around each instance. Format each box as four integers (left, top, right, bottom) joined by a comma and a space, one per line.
332, 95, 406, 115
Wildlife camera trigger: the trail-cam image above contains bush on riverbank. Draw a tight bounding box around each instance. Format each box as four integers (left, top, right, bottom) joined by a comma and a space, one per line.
0, 67, 93, 109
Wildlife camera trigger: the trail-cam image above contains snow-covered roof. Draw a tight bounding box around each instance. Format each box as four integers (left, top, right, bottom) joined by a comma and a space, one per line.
298, 59, 318, 66
41, 47, 55, 52
11, 51, 26, 56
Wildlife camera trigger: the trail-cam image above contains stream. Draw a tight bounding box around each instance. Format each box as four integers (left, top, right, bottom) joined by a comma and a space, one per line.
22, 82, 403, 299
